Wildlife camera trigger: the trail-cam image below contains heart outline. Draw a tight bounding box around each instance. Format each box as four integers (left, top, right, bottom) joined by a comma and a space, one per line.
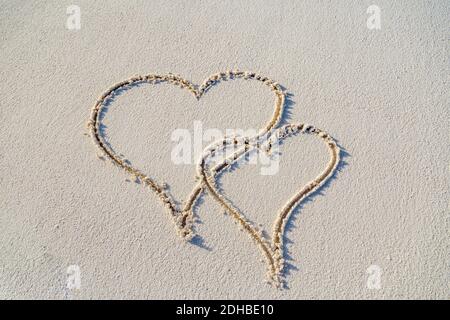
199, 123, 340, 288
87, 71, 286, 240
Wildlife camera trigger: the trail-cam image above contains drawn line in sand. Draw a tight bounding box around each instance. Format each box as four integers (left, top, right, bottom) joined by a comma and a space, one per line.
198, 124, 340, 288
87, 71, 285, 240
87, 71, 341, 288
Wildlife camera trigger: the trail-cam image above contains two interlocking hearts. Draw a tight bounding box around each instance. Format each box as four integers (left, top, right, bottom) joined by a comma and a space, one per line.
87, 71, 340, 288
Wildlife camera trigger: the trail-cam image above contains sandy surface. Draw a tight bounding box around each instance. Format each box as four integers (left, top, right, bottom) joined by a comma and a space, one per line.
0, 0, 448, 299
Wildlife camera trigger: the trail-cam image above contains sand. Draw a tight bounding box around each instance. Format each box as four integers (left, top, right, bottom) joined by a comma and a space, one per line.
0, 0, 448, 299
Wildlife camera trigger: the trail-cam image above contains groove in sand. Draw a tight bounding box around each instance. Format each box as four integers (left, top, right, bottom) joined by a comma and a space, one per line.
87, 71, 285, 240
198, 123, 340, 288
88, 71, 340, 288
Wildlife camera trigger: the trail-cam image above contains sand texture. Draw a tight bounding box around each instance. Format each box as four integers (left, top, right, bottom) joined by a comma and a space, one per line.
0, 0, 448, 299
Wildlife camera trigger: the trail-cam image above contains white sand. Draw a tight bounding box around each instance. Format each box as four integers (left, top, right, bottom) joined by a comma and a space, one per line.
0, 0, 448, 299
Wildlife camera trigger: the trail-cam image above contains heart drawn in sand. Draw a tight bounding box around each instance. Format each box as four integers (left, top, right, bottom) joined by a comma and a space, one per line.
87, 71, 341, 288
87, 71, 285, 240
198, 123, 340, 288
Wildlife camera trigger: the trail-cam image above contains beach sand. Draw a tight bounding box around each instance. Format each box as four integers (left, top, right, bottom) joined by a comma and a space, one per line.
0, 0, 448, 299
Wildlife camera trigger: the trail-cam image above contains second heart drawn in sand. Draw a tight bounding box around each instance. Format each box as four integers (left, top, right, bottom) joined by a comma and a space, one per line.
87, 71, 285, 240
198, 123, 340, 288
